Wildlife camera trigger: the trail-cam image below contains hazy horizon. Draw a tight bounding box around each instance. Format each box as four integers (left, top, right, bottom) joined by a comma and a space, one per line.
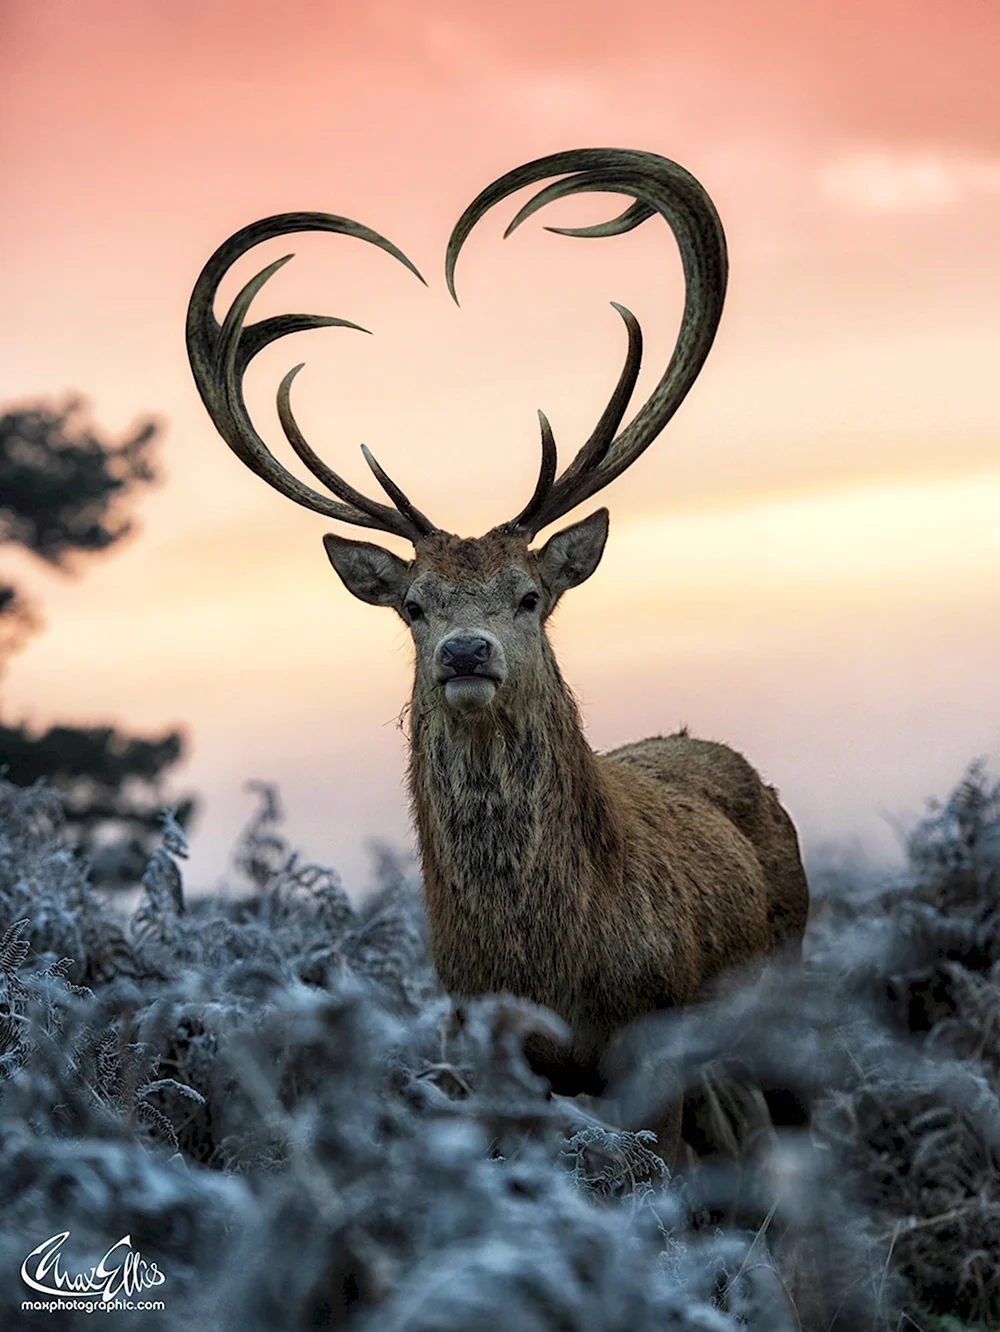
2, 0, 998, 894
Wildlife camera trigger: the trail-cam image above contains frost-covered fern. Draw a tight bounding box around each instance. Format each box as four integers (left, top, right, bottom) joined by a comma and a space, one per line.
0, 769, 996, 1331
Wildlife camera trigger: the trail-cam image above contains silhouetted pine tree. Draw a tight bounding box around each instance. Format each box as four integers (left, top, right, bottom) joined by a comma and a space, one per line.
0, 397, 197, 888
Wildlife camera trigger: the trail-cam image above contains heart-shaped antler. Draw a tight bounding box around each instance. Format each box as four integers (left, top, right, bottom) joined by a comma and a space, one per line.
186, 149, 727, 544
445, 148, 728, 538
185, 213, 435, 542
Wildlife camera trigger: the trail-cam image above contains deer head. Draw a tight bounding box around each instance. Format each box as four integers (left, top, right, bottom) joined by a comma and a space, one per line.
186, 149, 727, 718
322, 514, 610, 716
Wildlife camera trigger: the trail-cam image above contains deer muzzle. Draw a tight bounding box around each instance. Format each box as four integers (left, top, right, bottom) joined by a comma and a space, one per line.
434, 633, 506, 712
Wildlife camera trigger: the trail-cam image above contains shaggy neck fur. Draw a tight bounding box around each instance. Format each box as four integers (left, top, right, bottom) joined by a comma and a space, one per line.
408, 634, 620, 1024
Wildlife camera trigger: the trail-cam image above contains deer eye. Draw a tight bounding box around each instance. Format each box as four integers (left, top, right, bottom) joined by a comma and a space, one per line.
519, 591, 540, 612
405, 601, 424, 622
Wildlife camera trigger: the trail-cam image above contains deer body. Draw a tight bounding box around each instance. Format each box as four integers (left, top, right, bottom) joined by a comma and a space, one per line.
401, 532, 808, 1091
415, 724, 802, 1035
186, 147, 810, 1112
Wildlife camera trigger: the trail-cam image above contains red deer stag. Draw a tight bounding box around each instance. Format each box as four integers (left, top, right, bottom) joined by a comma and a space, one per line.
186, 149, 809, 1148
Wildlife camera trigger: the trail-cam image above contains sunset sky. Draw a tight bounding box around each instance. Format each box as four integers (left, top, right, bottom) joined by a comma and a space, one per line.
2, 0, 999, 893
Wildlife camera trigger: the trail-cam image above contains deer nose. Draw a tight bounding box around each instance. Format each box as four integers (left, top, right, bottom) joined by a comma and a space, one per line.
438, 635, 492, 677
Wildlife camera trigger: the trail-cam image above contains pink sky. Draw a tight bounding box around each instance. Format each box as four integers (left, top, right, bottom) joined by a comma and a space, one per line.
2, 0, 999, 892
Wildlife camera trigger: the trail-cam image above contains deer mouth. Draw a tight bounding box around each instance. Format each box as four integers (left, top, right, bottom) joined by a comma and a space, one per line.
442, 675, 500, 712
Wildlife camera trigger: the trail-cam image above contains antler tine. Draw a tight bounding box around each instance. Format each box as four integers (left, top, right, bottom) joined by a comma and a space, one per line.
360, 445, 436, 536
505, 307, 640, 535
186, 212, 434, 543
508, 410, 558, 533
447, 150, 727, 538
551, 302, 644, 483
275, 364, 430, 533
446, 149, 658, 303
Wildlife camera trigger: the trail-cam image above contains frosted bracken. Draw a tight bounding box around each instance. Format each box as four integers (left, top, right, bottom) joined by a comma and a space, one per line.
0, 771, 997, 1331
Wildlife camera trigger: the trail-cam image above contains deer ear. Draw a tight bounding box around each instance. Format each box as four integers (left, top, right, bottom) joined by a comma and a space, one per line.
322, 533, 411, 607
536, 508, 609, 597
